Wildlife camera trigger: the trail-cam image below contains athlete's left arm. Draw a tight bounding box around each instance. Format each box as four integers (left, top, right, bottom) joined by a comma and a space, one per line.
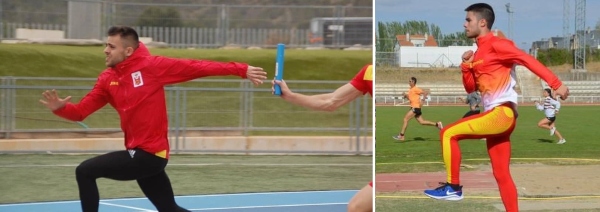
492, 40, 563, 90
151, 56, 250, 85
278, 82, 364, 112
274, 65, 369, 111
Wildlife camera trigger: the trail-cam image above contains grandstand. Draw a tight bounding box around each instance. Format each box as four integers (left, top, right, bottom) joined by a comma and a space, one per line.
375, 83, 465, 105
375, 66, 600, 105
561, 81, 600, 96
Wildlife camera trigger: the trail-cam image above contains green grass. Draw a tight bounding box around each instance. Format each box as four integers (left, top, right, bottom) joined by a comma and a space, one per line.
375, 105, 600, 173
0, 154, 372, 204
376, 195, 498, 212
376, 194, 600, 212
0, 44, 371, 79
0, 44, 373, 134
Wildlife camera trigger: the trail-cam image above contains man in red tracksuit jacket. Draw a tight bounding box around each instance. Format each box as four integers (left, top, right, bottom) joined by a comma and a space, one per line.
39, 26, 267, 212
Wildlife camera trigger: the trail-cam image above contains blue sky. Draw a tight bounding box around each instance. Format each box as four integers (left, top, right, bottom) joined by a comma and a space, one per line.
375, 0, 600, 50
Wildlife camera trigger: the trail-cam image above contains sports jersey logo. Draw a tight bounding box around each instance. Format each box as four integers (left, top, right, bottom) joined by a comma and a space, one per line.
110, 81, 119, 86
471, 59, 484, 67
128, 149, 136, 158
131, 71, 144, 87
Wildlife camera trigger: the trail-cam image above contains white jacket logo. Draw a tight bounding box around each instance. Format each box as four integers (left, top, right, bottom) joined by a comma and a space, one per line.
131, 71, 144, 87
128, 149, 136, 158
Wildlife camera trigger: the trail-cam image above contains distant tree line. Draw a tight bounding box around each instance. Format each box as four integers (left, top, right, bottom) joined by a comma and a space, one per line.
376, 20, 474, 52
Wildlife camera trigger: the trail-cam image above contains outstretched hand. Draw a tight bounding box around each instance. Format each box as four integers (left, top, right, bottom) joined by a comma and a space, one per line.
39, 89, 71, 111
271, 79, 292, 97
554, 85, 569, 100
246, 66, 268, 86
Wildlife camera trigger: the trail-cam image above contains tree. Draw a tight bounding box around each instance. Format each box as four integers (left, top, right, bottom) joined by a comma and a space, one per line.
375, 20, 444, 50
376, 22, 392, 52
439, 31, 474, 47
137, 7, 183, 27
375, 19, 476, 49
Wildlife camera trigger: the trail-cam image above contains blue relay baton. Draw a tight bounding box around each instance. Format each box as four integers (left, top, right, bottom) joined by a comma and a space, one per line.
274, 43, 285, 96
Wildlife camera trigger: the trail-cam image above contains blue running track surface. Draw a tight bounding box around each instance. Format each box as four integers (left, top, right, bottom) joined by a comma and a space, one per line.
0, 190, 357, 212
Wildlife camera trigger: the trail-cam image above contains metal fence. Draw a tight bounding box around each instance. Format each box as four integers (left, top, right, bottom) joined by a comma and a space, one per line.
376, 95, 600, 105
0, 77, 373, 152
375, 52, 399, 67
0, 0, 373, 49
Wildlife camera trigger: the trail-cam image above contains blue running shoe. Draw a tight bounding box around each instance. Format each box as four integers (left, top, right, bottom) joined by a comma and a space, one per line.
424, 182, 463, 201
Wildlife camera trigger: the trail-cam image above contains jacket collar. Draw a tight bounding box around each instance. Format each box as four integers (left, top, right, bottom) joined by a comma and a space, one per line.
475, 32, 495, 47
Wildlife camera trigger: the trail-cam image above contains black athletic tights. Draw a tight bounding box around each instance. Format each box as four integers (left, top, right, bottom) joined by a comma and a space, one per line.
75, 149, 190, 212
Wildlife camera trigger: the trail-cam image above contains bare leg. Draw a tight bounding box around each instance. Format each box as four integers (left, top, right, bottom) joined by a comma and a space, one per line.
537, 118, 552, 130
398, 110, 416, 140
347, 184, 372, 212
415, 116, 438, 127
550, 123, 565, 141
553, 129, 564, 140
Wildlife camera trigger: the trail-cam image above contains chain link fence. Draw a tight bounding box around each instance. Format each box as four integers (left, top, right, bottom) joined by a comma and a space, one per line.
0, 77, 373, 154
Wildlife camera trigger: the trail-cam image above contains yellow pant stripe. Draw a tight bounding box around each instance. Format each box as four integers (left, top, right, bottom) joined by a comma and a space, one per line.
442, 105, 515, 182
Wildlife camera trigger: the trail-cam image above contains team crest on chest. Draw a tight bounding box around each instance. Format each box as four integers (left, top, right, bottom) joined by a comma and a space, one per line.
131, 71, 144, 87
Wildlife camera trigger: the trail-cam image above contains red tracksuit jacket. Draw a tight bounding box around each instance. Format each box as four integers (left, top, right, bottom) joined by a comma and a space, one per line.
461, 33, 562, 111
53, 43, 249, 158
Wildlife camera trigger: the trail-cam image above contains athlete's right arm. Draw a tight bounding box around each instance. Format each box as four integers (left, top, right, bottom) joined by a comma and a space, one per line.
460, 50, 477, 93
50, 77, 109, 121
534, 102, 544, 111
460, 63, 477, 93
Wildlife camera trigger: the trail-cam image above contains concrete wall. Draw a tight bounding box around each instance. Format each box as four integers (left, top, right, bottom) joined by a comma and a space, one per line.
0, 136, 373, 155
15, 28, 64, 39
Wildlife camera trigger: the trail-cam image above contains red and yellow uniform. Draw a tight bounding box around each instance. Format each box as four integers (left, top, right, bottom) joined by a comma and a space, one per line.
350, 64, 373, 96
441, 33, 563, 211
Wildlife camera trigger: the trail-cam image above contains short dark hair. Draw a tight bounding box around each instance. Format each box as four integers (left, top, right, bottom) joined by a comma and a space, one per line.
107, 26, 139, 49
465, 3, 495, 29
411, 77, 417, 84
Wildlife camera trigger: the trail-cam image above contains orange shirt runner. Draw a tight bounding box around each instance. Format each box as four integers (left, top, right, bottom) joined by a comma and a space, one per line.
407, 86, 423, 108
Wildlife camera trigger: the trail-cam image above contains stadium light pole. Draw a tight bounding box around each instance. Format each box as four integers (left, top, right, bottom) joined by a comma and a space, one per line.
505, 3, 514, 40
0, 0, 3, 40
